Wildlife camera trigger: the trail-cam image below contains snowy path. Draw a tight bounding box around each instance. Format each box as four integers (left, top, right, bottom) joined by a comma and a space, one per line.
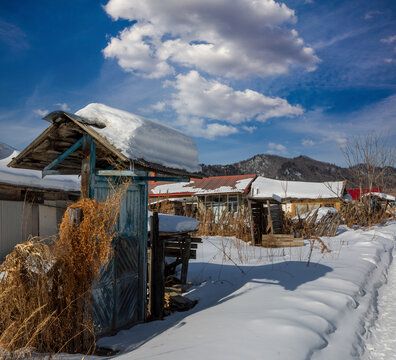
365, 249, 396, 360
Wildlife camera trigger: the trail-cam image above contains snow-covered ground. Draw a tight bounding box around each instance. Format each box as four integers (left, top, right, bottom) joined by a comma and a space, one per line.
364, 226, 396, 360
66, 222, 395, 360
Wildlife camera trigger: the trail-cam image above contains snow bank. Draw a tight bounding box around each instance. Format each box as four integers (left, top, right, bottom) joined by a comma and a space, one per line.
0, 150, 80, 192
76, 103, 200, 173
250, 176, 344, 200
96, 222, 396, 360
148, 212, 199, 233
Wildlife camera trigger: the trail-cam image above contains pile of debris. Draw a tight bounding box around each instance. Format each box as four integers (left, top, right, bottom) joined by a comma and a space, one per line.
164, 278, 197, 315
284, 207, 342, 239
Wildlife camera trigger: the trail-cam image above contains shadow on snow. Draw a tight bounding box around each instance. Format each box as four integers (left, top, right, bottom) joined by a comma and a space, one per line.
97, 260, 332, 356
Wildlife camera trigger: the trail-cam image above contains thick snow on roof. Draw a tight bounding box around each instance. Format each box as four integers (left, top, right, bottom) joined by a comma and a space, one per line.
0, 150, 80, 192
250, 176, 344, 200
150, 175, 256, 196
76, 103, 200, 173
148, 212, 199, 233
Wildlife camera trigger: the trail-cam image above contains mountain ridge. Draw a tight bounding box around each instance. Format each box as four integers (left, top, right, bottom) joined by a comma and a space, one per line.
200, 153, 396, 190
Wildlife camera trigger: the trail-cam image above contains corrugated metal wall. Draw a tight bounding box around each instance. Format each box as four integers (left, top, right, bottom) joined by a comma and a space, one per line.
0, 200, 66, 261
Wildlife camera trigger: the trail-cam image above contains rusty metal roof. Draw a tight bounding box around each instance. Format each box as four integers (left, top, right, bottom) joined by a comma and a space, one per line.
149, 174, 257, 196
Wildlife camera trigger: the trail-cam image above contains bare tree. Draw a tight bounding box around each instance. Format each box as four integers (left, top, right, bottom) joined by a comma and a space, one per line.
341, 133, 396, 195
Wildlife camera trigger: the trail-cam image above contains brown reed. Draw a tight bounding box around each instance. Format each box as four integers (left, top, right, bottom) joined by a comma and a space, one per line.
0, 181, 129, 357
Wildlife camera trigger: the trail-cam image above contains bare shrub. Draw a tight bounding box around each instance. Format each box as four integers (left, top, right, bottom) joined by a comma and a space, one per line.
0, 182, 128, 357
340, 196, 393, 228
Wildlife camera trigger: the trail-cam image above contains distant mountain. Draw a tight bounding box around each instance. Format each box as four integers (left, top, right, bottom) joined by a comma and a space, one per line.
201, 154, 396, 190
0, 141, 15, 160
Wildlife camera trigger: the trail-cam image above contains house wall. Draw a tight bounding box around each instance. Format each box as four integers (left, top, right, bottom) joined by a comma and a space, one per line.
197, 193, 247, 220
288, 199, 342, 216
0, 200, 68, 261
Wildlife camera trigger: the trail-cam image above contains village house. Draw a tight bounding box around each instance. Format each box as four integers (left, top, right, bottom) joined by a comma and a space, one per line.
149, 174, 257, 219
249, 176, 346, 216
0, 142, 80, 260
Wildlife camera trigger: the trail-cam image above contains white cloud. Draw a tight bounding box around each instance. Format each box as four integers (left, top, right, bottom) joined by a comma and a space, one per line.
380, 35, 396, 44
364, 11, 382, 20
0, 19, 29, 50
284, 95, 396, 148
103, 23, 174, 78
385, 58, 396, 63
151, 101, 167, 112
268, 142, 288, 155
302, 139, 315, 146
103, 0, 319, 79
166, 71, 303, 124
33, 109, 48, 117
314, 29, 367, 49
174, 116, 238, 139
55, 103, 70, 111
242, 125, 257, 134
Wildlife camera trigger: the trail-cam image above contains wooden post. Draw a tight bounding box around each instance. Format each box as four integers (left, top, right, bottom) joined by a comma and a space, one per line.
150, 212, 164, 320
248, 199, 256, 245
266, 200, 273, 234
81, 134, 96, 199
69, 207, 83, 227
180, 236, 191, 285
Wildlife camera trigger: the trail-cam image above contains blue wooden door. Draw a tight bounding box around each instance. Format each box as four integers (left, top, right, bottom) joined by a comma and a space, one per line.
91, 175, 148, 335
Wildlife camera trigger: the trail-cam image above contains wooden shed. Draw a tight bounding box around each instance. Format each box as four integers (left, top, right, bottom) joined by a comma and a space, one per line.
248, 176, 346, 244
7, 103, 200, 335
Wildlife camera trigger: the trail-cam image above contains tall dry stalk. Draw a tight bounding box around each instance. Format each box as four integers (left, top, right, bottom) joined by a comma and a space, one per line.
0, 181, 129, 357
196, 208, 251, 242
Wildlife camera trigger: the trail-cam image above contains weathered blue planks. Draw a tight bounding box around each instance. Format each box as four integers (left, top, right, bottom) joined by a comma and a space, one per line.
91, 175, 148, 335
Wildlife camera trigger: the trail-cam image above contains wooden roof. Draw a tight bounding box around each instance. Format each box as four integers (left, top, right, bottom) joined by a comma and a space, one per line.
8, 111, 199, 177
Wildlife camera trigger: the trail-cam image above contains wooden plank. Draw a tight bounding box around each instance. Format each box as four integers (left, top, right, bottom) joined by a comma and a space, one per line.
81, 134, 96, 199
165, 248, 196, 259
42, 136, 84, 176
180, 237, 191, 285
266, 200, 274, 234
262, 241, 305, 248
165, 242, 198, 249
248, 199, 257, 245
150, 212, 164, 320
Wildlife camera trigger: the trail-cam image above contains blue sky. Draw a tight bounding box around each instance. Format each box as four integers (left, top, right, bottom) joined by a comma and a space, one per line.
0, 0, 395, 166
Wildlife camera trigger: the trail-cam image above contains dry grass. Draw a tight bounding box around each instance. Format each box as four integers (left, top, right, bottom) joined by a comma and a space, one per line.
0, 182, 129, 357
196, 209, 251, 242
340, 197, 394, 228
